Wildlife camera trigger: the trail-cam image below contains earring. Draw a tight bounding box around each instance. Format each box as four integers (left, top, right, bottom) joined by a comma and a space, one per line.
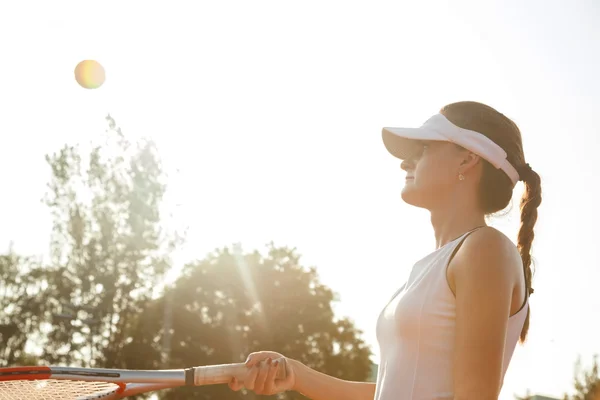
458, 173, 465, 181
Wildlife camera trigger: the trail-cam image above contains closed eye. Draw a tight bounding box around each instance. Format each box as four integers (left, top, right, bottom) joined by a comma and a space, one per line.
404, 142, 426, 161
415, 141, 429, 156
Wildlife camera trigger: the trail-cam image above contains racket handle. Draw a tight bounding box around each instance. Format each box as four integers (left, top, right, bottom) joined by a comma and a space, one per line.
193, 358, 287, 386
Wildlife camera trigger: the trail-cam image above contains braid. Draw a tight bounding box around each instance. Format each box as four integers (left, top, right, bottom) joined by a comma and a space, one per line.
517, 166, 542, 343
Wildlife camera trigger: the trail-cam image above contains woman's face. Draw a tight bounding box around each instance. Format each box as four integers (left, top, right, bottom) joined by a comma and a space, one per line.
400, 140, 469, 209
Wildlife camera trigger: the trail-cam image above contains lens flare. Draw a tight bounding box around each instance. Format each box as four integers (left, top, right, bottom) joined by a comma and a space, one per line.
74, 60, 105, 89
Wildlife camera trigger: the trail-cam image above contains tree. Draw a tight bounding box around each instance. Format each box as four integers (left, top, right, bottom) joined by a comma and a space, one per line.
1, 113, 371, 400
565, 355, 600, 400
519, 355, 600, 400
0, 249, 46, 366
124, 244, 373, 399
38, 114, 179, 368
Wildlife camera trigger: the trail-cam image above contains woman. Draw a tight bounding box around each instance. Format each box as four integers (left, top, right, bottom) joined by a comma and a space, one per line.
228, 101, 542, 399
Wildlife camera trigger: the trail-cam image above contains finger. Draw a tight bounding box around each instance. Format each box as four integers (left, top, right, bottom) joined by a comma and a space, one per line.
254, 358, 271, 394
228, 376, 243, 391
245, 353, 255, 367
245, 352, 264, 368
243, 361, 260, 391
262, 359, 279, 394
280, 359, 295, 386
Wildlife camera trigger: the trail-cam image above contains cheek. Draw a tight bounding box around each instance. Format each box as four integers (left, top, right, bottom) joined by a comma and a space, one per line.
415, 158, 454, 186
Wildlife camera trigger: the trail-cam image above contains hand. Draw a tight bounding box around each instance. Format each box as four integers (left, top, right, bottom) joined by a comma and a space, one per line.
228, 351, 296, 396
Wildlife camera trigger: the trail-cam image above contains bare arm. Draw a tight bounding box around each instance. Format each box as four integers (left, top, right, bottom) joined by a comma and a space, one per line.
450, 228, 521, 400
230, 351, 375, 400
291, 359, 376, 400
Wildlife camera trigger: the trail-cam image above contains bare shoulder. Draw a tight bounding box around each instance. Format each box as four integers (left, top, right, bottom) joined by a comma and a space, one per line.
459, 226, 521, 264
448, 226, 523, 295
449, 227, 525, 397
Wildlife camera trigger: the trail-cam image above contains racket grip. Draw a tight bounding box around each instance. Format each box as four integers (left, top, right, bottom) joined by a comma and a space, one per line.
193, 357, 287, 386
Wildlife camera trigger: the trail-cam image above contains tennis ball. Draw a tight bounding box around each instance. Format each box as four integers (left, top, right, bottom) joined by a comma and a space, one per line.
74, 60, 105, 89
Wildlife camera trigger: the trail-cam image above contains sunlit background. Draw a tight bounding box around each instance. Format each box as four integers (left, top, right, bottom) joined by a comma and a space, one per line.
1, 1, 599, 398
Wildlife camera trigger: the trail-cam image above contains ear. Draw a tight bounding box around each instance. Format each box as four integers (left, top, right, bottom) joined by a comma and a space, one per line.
457, 149, 481, 176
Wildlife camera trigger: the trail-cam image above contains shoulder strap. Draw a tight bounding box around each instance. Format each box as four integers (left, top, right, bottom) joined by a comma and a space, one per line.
448, 226, 485, 264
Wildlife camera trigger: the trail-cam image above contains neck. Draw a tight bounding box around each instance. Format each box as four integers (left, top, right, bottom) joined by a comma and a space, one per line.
429, 198, 486, 249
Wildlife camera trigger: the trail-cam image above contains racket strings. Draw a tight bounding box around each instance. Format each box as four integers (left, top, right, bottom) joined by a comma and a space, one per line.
0, 379, 121, 400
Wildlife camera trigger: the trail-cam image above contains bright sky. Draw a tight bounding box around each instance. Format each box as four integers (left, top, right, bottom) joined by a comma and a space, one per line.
1, 1, 599, 398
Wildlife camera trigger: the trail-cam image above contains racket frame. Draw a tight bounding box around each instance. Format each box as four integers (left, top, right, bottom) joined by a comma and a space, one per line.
0, 358, 287, 398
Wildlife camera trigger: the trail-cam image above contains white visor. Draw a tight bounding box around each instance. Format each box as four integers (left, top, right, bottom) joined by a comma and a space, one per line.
382, 113, 520, 186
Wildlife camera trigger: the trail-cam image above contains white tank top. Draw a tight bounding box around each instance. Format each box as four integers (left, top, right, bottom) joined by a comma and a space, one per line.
374, 229, 528, 399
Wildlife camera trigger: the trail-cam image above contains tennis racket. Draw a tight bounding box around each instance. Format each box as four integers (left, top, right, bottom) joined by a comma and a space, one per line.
0, 358, 287, 399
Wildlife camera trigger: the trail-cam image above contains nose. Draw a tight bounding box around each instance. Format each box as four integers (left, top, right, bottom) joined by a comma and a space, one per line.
400, 159, 414, 172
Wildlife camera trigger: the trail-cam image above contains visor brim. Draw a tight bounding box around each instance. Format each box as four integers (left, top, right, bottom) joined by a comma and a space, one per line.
382, 127, 446, 160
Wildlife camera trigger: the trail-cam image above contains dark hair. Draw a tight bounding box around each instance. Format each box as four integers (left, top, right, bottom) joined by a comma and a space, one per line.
440, 101, 542, 343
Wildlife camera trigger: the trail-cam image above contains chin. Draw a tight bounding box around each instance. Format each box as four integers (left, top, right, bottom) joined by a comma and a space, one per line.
401, 186, 422, 206
400, 186, 431, 209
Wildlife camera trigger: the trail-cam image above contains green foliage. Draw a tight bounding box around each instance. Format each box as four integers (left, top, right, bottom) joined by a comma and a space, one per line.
0, 249, 46, 366
517, 356, 600, 400
565, 355, 600, 400
0, 115, 372, 399
124, 244, 373, 399
38, 114, 178, 368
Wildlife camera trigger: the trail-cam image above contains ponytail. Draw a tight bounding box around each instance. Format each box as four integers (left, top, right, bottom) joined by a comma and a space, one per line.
516, 164, 542, 343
